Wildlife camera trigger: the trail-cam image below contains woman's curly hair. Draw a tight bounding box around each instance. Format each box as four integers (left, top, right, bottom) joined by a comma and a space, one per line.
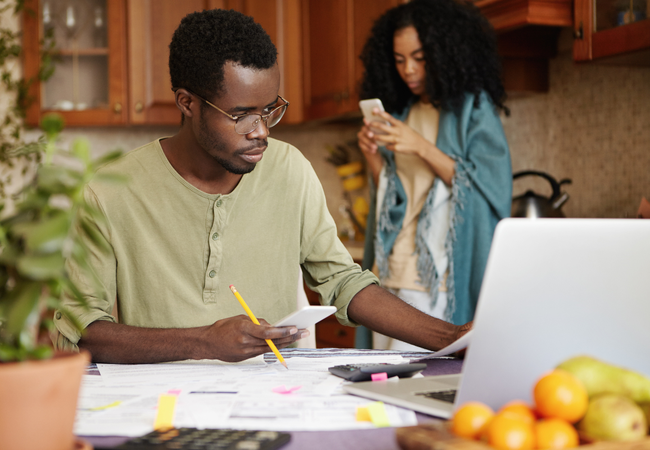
360, 0, 508, 115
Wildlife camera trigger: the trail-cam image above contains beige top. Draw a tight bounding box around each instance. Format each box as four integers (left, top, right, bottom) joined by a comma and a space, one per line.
382, 101, 440, 291
54, 138, 378, 350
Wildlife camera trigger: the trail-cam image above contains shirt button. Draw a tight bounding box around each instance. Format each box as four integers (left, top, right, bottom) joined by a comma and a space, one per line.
212, 233, 219, 240
216, 199, 223, 207
55, 312, 62, 320
209, 270, 216, 278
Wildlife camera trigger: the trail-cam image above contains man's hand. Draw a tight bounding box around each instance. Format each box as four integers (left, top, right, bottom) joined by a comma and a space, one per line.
203, 315, 306, 362
79, 317, 309, 364
452, 321, 473, 358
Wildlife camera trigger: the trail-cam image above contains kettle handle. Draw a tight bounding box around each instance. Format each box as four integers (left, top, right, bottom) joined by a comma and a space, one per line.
513, 170, 571, 200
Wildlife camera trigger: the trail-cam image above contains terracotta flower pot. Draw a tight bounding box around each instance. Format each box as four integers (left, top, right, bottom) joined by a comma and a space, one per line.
0, 350, 90, 450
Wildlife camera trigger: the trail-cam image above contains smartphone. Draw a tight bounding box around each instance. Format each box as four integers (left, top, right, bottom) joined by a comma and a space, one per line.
359, 98, 390, 133
273, 305, 336, 329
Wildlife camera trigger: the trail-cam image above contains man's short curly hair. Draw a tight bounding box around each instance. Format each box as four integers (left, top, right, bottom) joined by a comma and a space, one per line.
360, 0, 507, 115
169, 9, 277, 100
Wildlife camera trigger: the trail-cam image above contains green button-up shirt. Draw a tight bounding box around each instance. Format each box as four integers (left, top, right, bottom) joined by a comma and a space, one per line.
55, 138, 378, 350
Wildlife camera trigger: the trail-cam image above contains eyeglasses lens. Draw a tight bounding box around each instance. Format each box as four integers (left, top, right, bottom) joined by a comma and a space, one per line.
234, 104, 287, 135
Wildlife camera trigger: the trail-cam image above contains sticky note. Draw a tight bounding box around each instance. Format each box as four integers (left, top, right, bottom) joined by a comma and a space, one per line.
154, 394, 177, 430
272, 385, 302, 394
356, 406, 371, 422
367, 401, 390, 427
167, 389, 182, 395
371, 372, 388, 381
90, 400, 122, 411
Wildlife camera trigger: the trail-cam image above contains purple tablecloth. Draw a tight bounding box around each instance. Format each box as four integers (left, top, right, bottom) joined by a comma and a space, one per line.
85, 351, 463, 450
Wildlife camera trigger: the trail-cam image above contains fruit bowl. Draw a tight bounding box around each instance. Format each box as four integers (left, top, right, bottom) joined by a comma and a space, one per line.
395, 421, 650, 450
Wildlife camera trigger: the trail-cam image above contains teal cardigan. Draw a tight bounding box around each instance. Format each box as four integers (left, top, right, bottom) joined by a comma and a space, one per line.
362, 91, 512, 327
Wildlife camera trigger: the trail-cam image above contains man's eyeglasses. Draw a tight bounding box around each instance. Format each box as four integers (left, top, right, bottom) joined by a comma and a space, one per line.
185, 90, 289, 135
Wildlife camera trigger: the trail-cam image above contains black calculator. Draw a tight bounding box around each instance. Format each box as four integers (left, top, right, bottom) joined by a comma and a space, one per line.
328, 362, 426, 382
100, 428, 291, 450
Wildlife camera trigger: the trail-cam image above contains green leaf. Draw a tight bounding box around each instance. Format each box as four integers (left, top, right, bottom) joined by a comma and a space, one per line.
28, 345, 53, 360
0, 344, 19, 362
71, 138, 90, 164
16, 253, 65, 280
37, 164, 83, 192
79, 215, 110, 251
12, 211, 70, 252
39, 112, 65, 139
4, 280, 40, 337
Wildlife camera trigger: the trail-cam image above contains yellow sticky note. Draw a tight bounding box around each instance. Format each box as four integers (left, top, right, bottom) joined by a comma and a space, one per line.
356, 406, 371, 422
367, 401, 390, 427
90, 400, 122, 411
154, 394, 177, 430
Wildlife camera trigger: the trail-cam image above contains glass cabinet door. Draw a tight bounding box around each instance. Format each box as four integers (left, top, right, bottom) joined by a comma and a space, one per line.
594, 0, 647, 32
41, 0, 109, 111
574, 0, 650, 62
23, 0, 127, 126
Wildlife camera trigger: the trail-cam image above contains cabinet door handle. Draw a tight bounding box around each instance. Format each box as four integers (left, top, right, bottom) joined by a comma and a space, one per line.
574, 22, 583, 40
113, 103, 122, 113
135, 101, 144, 113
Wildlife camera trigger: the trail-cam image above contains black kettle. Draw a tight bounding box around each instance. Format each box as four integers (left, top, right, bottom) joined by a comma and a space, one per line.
511, 171, 572, 218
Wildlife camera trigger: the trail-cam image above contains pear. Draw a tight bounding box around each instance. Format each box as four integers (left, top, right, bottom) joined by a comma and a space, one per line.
639, 402, 650, 427
557, 355, 650, 403
577, 394, 648, 441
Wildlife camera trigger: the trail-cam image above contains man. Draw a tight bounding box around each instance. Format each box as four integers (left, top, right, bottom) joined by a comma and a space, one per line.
54, 9, 470, 363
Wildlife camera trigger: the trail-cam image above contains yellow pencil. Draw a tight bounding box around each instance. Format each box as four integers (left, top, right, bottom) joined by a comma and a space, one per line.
229, 285, 288, 369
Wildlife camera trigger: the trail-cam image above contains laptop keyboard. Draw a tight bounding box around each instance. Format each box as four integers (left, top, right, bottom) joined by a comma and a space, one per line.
416, 389, 457, 403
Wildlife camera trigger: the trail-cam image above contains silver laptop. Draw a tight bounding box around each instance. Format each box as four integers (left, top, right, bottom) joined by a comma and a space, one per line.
344, 218, 650, 418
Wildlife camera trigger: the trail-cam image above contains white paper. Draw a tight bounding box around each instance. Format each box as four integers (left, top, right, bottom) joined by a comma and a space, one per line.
415, 329, 473, 360
76, 353, 417, 436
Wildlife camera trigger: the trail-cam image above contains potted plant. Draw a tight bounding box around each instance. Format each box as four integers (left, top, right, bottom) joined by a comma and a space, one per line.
0, 112, 123, 450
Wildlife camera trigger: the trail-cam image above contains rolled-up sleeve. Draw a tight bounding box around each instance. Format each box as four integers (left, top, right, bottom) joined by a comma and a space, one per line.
298, 163, 379, 327
53, 186, 117, 350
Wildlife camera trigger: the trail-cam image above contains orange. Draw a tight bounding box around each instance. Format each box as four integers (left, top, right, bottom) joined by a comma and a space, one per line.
498, 400, 537, 426
450, 402, 495, 440
486, 411, 535, 450
534, 418, 579, 449
533, 369, 588, 423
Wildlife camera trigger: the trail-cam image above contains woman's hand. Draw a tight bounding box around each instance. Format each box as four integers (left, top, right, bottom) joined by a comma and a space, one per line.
357, 118, 385, 186
369, 109, 456, 186
370, 109, 433, 157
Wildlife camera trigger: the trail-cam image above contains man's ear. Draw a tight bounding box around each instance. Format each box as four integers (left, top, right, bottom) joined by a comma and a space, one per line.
174, 89, 196, 118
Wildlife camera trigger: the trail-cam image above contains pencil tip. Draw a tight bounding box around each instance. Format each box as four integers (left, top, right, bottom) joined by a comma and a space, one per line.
281, 361, 288, 369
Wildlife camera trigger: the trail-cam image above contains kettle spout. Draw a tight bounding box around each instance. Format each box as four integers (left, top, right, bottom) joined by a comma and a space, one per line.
552, 192, 570, 210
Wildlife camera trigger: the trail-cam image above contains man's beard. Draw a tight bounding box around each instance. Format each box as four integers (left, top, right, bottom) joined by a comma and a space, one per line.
197, 116, 262, 175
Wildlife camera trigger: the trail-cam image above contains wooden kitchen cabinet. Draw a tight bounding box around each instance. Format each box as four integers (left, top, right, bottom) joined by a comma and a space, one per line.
23, 0, 129, 127
473, 0, 573, 92
126, 0, 287, 125
573, 0, 650, 64
23, 0, 402, 127
300, 0, 403, 121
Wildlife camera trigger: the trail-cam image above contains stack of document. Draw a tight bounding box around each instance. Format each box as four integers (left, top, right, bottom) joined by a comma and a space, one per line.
75, 351, 423, 437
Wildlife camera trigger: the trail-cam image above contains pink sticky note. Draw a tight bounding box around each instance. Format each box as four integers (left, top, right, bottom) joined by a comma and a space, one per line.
272, 385, 302, 394
167, 389, 182, 396
371, 372, 388, 381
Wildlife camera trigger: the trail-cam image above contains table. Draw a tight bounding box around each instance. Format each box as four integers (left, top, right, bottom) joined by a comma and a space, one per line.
84, 351, 463, 450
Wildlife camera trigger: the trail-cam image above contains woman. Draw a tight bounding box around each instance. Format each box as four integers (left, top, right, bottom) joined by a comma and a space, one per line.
358, 0, 512, 350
